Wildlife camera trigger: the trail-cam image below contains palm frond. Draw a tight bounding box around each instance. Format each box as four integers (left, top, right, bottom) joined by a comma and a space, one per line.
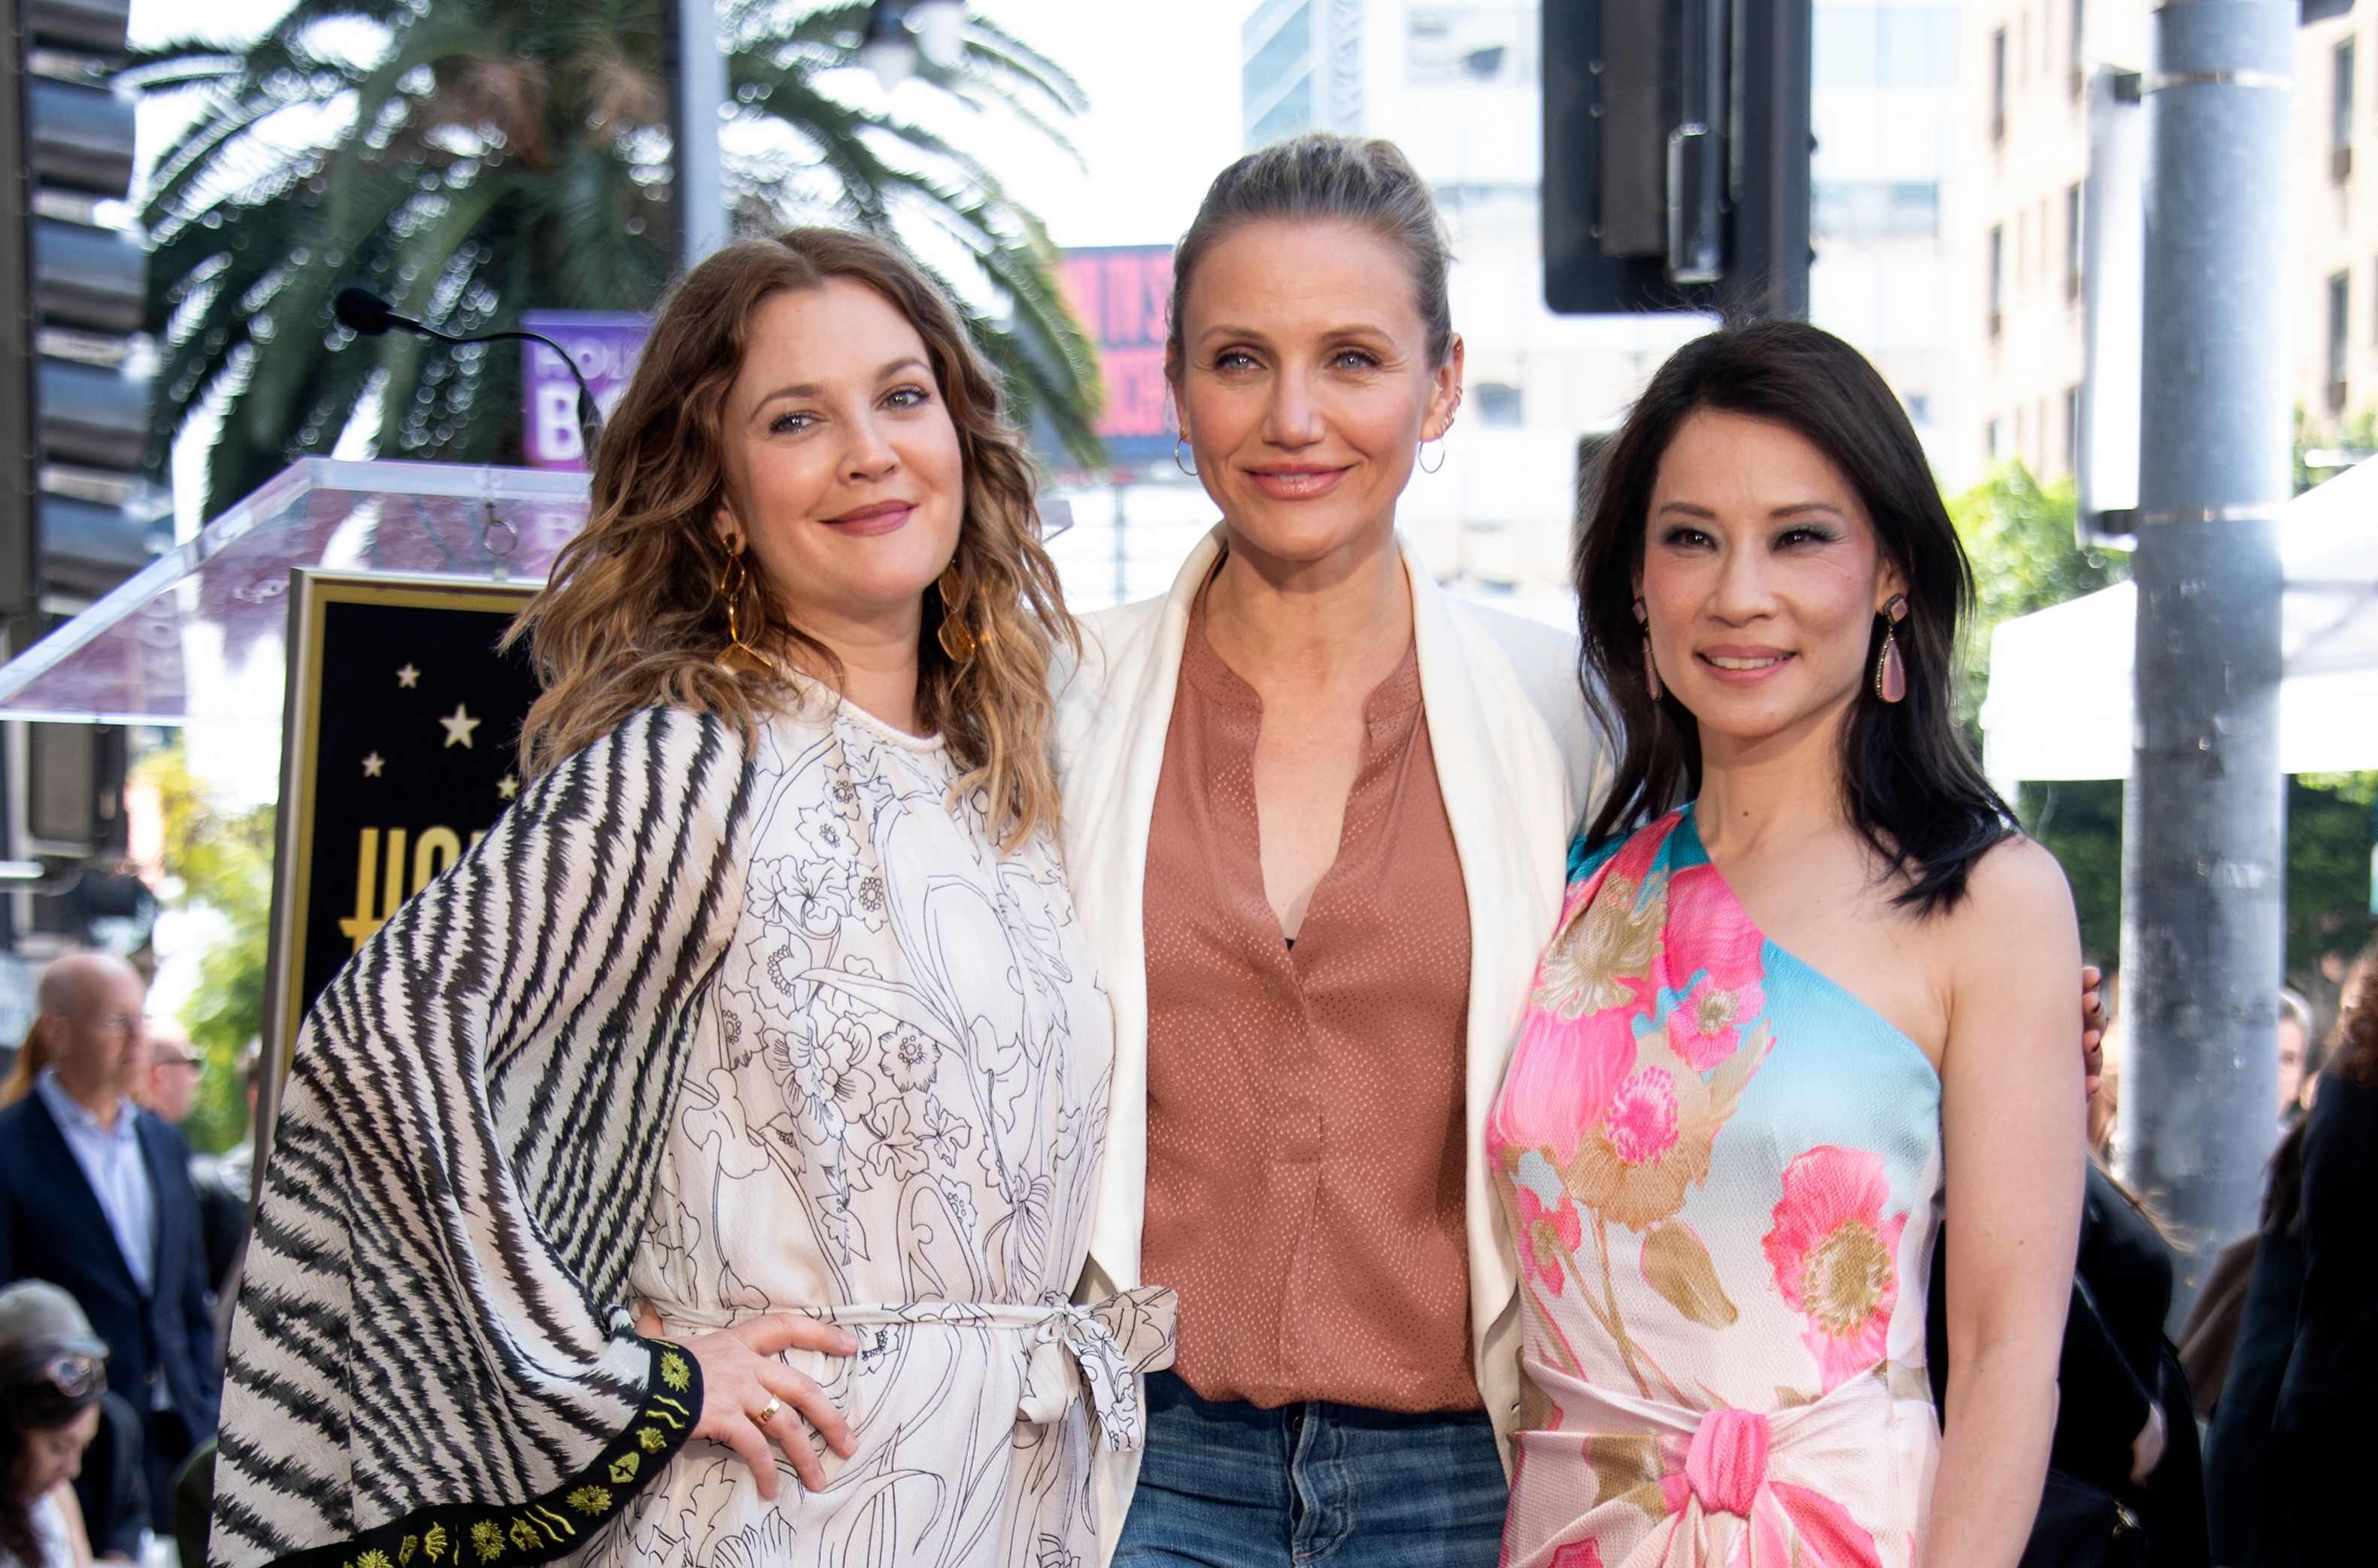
137, 0, 1100, 515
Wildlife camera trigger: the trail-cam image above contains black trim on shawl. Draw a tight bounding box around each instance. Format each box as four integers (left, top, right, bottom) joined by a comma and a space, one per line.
268, 1339, 702, 1568
211, 709, 756, 1567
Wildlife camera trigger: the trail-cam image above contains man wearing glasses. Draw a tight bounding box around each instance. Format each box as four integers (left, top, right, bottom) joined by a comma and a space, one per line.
0, 952, 220, 1533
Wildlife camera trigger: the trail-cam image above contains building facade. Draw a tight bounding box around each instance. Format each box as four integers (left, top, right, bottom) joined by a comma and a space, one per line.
1958, 0, 2361, 484
1810, 1, 1970, 479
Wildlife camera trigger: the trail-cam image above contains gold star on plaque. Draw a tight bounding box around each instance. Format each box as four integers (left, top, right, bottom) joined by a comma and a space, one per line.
439, 704, 481, 749
362, 752, 385, 778
497, 774, 519, 800
396, 663, 420, 688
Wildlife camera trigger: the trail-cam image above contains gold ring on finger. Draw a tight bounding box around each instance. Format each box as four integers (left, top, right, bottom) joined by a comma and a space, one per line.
751, 1396, 781, 1426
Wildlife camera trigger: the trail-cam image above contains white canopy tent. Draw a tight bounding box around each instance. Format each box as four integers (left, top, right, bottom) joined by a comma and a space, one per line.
1981, 456, 2378, 790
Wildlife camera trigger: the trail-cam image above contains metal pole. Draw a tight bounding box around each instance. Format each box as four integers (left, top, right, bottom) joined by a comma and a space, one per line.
0, 0, 35, 648
2117, 0, 2293, 1322
0, 0, 36, 956
674, 0, 729, 262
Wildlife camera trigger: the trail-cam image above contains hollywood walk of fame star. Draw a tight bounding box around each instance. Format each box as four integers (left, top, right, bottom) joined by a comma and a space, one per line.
497, 774, 519, 800
362, 752, 385, 778
439, 704, 481, 749
396, 663, 420, 688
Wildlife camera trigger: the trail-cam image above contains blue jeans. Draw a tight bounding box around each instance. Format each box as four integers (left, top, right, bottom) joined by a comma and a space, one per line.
1114, 1370, 1507, 1567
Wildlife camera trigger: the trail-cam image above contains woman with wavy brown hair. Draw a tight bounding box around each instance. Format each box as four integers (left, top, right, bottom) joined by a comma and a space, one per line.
209, 227, 1174, 1568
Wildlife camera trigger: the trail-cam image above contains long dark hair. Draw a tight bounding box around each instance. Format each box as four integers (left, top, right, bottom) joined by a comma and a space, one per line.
0, 1339, 104, 1560
1576, 319, 2014, 914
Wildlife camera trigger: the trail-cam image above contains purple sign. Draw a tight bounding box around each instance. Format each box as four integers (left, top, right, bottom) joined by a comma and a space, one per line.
521, 311, 651, 469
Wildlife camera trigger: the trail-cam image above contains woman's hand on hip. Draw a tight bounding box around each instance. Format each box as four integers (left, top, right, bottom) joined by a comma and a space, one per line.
634, 1300, 858, 1497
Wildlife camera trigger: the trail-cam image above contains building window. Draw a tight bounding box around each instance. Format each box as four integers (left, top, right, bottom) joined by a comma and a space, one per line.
2336, 40, 2357, 180
1813, 7, 1959, 91
2065, 183, 2084, 301
1408, 8, 1523, 85
1906, 393, 1933, 426
2070, 0, 2085, 96
1988, 417, 2007, 459
1812, 181, 1940, 242
1991, 28, 2008, 142
1242, 0, 1315, 148
2064, 385, 2082, 475
1988, 225, 2005, 337
1474, 381, 1524, 427
2329, 270, 2351, 411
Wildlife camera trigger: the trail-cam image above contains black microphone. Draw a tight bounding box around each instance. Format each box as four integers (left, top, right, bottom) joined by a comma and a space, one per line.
334, 287, 605, 459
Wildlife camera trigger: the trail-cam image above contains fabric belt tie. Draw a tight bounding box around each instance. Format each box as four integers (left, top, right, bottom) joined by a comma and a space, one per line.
1519, 1361, 1918, 1567
652, 1287, 1177, 1453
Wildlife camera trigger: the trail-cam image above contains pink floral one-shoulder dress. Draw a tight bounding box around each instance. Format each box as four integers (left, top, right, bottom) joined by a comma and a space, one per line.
1488, 807, 1943, 1568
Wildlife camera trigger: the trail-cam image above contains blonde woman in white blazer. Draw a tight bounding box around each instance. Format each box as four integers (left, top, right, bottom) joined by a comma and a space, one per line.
1054, 135, 1603, 1568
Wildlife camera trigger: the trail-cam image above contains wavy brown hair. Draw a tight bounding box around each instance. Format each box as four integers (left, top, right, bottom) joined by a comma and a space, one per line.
509, 228, 1077, 847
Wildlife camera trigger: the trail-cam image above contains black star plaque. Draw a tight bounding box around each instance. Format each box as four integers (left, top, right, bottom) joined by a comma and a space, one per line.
267, 571, 544, 1080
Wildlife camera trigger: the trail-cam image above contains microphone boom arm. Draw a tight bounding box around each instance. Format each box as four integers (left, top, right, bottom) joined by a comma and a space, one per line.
408, 323, 605, 457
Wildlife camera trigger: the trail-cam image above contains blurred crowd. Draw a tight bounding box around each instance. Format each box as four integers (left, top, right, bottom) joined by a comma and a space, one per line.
2041, 943, 2378, 1568
0, 953, 253, 1568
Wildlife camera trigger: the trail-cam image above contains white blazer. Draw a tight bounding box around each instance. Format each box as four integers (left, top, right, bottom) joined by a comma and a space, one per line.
1054, 528, 1606, 1561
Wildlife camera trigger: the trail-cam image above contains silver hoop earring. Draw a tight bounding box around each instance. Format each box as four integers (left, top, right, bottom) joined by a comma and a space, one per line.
1173, 433, 1197, 477
1418, 436, 1446, 475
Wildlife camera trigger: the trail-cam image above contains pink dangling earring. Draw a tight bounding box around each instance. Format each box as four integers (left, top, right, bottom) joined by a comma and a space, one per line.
1635, 596, 1664, 702
1875, 594, 1909, 703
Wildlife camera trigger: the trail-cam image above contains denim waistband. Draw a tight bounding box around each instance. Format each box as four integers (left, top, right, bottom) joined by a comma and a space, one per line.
1144, 1368, 1494, 1431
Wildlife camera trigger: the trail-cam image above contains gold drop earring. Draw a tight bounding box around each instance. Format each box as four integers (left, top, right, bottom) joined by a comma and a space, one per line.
936, 559, 978, 663
717, 536, 784, 679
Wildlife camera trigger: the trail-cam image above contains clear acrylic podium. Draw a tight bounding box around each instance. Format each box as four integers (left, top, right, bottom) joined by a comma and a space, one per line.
0, 460, 590, 728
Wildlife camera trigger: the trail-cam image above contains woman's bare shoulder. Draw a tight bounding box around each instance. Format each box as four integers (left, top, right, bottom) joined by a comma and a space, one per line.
1936, 834, 2081, 980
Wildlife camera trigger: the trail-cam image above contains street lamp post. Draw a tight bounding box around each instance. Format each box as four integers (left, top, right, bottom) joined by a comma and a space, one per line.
673, 0, 729, 262
2118, 0, 2295, 1320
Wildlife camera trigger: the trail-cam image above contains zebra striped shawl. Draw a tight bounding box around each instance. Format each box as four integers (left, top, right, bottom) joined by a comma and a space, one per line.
213, 708, 756, 1568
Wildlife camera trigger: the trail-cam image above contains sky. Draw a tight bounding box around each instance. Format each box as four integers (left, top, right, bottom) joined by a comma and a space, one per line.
967, 0, 1243, 249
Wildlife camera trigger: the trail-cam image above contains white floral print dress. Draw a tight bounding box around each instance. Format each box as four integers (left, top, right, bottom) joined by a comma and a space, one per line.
579, 697, 1166, 1568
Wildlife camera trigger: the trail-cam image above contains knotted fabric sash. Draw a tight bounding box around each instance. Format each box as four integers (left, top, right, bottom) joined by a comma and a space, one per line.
1515, 1358, 1920, 1568
660, 1287, 1178, 1454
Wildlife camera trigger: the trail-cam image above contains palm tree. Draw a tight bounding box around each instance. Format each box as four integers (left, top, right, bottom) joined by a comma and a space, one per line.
129, 0, 1102, 517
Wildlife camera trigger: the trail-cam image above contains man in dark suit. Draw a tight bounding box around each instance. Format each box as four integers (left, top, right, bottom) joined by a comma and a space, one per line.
0, 951, 220, 1531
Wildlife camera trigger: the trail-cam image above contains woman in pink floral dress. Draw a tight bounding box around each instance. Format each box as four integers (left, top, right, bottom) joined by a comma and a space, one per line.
1490, 323, 2085, 1568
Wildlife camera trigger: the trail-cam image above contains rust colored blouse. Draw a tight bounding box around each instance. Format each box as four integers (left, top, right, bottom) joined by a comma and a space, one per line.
1140, 586, 1479, 1413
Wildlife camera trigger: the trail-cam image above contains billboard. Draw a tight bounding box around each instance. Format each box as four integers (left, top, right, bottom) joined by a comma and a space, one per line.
1057, 246, 1175, 467
520, 311, 649, 469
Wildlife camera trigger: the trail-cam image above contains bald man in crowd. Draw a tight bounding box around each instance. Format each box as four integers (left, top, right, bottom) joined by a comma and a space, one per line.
0, 951, 220, 1530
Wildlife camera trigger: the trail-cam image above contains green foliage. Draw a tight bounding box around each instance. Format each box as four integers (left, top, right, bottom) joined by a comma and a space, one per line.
2293, 402, 2378, 494
138, 745, 274, 1154
2017, 779, 2125, 968
2298, 771, 2378, 808
2289, 779, 2377, 974
130, 0, 1105, 517
1945, 463, 2128, 739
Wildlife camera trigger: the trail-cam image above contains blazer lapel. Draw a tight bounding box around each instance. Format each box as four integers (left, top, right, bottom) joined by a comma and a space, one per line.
22, 1090, 142, 1298
1406, 549, 1575, 1447
134, 1112, 174, 1290
1066, 526, 1224, 1295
